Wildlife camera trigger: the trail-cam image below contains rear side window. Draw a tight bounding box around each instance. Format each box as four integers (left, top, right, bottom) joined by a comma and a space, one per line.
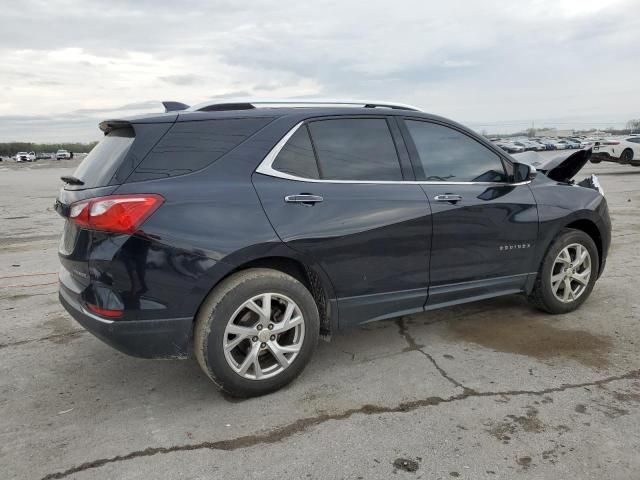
272, 125, 319, 179
128, 117, 272, 182
307, 118, 403, 181
71, 128, 135, 189
405, 120, 507, 182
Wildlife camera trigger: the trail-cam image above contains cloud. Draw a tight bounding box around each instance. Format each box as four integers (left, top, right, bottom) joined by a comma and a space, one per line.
0, 0, 638, 141
160, 75, 203, 86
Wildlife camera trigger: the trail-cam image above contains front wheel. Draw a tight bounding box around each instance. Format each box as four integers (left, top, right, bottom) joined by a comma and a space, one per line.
529, 229, 599, 314
194, 268, 319, 397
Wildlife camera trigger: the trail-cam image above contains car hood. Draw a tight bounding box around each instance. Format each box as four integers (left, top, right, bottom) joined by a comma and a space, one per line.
512, 148, 591, 182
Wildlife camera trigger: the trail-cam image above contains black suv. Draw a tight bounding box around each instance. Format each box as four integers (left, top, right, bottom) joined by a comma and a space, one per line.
56, 100, 611, 397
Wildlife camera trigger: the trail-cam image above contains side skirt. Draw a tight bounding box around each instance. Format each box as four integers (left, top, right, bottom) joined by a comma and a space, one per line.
425, 273, 535, 311
335, 273, 537, 329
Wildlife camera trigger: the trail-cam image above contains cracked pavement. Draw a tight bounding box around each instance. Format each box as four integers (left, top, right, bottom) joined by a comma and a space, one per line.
1, 158, 640, 479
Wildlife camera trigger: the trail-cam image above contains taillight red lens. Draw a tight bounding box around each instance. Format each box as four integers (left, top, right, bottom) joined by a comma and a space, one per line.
604, 141, 619, 145
68, 194, 164, 234
86, 303, 123, 318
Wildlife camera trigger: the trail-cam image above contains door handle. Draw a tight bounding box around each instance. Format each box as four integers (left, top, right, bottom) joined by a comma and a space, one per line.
434, 194, 463, 203
284, 194, 324, 204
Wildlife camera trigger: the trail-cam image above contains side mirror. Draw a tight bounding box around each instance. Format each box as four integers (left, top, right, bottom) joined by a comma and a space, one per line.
513, 162, 537, 183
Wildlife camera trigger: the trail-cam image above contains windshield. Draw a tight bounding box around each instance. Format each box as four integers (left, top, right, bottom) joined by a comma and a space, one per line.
70, 128, 134, 189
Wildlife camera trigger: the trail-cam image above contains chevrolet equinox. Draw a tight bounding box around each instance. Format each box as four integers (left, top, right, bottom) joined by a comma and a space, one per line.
56, 99, 611, 397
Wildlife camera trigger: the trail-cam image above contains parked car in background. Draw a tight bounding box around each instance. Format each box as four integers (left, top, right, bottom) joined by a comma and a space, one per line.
592, 137, 640, 165
547, 140, 567, 150
15, 151, 36, 162
513, 140, 545, 152
36, 153, 53, 160
568, 138, 590, 148
528, 139, 550, 151
557, 139, 580, 149
495, 141, 525, 154
56, 149, 71, 160
536, 139, 557, 150
56, 98, 611, 397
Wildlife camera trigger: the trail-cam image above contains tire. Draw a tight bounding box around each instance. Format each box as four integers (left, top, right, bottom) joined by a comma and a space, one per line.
194, 268, 320, 397
590, 157, 602, 164
621, 148, 634, 164
529, 229, 599, 314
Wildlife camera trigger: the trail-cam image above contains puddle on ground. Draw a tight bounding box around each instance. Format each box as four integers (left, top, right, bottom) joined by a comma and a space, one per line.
440, 310, 612, 369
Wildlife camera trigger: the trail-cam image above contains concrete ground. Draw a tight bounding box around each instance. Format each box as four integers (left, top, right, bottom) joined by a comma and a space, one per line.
1, 156, 639, 480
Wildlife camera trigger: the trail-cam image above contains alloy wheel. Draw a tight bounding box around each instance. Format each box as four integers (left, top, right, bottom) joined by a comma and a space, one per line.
550, 243, 592, 303
223, 293, 305, 380
621, 149, 633, 163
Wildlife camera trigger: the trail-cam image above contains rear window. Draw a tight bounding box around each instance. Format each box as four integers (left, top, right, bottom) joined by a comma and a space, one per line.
127, 117, 272, 182
71, 128, 135, 189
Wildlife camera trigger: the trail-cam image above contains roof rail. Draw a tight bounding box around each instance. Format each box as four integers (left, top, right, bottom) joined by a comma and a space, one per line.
188, 99, 421, 112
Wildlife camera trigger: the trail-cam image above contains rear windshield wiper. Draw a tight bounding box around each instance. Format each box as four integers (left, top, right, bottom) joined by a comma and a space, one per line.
60, 175, 85, 186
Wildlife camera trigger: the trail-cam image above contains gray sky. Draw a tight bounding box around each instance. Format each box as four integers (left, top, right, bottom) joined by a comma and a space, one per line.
1, 0, 638, 142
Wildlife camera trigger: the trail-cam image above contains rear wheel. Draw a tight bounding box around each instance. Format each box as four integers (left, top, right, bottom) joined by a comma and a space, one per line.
620, 148, 634, 164
194, 268, 319, 397
529, 229, 599, 314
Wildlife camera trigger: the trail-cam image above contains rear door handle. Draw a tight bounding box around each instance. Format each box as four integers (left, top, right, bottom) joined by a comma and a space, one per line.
434, 194, 463, 203
284, 194, 324, 204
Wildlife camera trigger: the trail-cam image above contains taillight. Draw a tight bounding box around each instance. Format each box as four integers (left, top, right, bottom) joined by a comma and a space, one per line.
68, 194, 164, 234
86, 303, 123, 318
603, 141, 619, 145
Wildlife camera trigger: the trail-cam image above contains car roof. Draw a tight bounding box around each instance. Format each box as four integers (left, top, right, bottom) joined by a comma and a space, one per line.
99, 104, 474, 137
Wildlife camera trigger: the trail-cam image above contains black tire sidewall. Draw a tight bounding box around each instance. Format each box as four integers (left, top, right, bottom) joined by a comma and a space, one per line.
538, 230, 599, 314
197, 270, 319, 397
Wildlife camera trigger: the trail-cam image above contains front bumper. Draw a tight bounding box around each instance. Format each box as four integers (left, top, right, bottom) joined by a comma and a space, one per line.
59, 283, 192, 359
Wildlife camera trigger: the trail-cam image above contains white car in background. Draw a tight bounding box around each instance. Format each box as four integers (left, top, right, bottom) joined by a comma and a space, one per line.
56, 149, 71, 160
592, 137, 640, 165
544, 139, 567, 150
15, 151, 36, 162
568, 138, 591, 148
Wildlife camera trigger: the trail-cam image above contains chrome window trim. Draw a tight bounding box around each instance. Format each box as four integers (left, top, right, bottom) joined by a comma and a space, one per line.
255, 122, 532, 187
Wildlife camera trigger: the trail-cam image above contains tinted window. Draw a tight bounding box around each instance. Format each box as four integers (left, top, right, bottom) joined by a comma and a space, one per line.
71, 128, 134, 188
406, 120, 506, 182
627, 138, 640, 144
272, 125, 319, 179
128, 117, 272, 182
308, 119, 402, 181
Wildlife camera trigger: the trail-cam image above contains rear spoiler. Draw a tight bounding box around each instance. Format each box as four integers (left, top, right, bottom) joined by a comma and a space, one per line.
162, 101, 190, 112
99, 119, 132, 134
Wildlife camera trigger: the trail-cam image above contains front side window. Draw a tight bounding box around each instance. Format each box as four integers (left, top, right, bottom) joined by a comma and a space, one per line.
405, 120, 507, 182
307, 118, 403, 181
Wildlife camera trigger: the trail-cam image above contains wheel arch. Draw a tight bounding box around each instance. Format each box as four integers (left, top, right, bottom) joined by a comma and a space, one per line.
563, 218, 603, 273
621, 147, 634, 162
193, 251, 337, 339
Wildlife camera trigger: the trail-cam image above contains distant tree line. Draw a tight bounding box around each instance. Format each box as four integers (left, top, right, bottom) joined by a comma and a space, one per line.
0, 141, 98, 157
626, 119, 640, 133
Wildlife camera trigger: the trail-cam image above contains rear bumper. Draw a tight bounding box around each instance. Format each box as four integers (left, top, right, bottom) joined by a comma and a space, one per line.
59, 284, 192, 359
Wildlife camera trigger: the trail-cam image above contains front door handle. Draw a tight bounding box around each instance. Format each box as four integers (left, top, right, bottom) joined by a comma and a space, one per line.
285, 194, 324, 204
434, 194, 463, 203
